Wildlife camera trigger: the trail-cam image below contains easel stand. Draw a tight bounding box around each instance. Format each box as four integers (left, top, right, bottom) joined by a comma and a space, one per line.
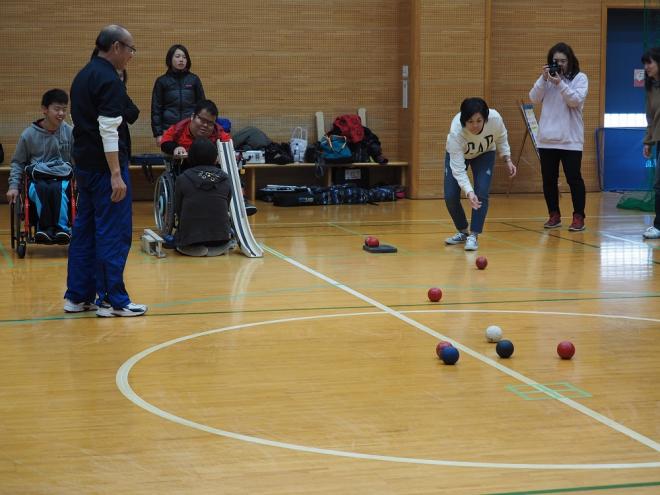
508, 100, 541, 195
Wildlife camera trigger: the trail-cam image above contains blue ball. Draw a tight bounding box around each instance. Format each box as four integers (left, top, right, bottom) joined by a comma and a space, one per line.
441, 346, 460, 365
496, 339, 514, 358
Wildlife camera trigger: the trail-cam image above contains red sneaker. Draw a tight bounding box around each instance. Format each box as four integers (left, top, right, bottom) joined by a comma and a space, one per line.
568, 213, 585, 231
544, 212, 561, 229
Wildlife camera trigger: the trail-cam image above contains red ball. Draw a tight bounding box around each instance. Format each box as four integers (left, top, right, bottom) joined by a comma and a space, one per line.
428, 287, 442, 302
435, 341, 453, 358
476, 256, 488, 270
365, 236, 379, 247
557, 341, 575, 360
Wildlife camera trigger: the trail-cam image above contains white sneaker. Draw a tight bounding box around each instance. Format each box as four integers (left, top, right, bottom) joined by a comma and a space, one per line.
64, 299, 98, 313
464, 234, 478, 251
96, 302, 148, 318
643, 226, 660, 239
445, 232, 468, 245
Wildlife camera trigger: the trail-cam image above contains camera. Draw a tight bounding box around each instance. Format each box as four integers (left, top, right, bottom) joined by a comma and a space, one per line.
548, 62, 561, 76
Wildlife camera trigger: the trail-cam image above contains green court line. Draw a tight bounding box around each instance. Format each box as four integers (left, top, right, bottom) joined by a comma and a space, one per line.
507, 382, 592, 401
0, 304, 379, 325
501, 222, 603, 249
328, 222, 365, 236
0, 241, 14, 268
3, 293, 659, 327
483, 480, 660, 495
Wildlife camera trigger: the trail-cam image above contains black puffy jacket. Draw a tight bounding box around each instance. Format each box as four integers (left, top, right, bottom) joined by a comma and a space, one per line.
174, 165, 231, 247
151, 70, 205, 137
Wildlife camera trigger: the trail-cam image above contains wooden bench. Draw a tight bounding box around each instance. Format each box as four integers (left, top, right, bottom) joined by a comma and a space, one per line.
1, 160, 408, 203
242, 161, 408, 200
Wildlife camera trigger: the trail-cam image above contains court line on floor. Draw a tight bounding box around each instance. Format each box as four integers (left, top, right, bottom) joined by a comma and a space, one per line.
261, 244, 660, 453
482, 480, 660, 495
0, 242, 13, 268
117, 309, 660, 470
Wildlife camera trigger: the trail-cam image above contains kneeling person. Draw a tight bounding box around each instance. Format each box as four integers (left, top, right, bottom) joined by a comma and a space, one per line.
7, 89, 73, 244
175, 138, 233, 257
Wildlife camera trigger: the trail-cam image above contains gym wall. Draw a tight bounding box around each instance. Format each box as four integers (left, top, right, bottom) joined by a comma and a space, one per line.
0, 1, 649, 199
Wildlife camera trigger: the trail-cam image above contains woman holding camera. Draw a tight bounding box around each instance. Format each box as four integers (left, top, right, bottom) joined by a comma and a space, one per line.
529, 42, 589, 231
641, 47, 660, 239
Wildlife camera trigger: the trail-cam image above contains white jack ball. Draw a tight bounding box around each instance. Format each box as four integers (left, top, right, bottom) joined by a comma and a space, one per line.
486, 325, 503, 343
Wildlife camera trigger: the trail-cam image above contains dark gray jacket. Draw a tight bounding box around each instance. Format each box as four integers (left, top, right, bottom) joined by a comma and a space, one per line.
9, 120, 73, 189
151, 70, 205, 137
174, 165, 231, 247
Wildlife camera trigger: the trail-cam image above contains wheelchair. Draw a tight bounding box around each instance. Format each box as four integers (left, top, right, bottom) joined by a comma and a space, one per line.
10, 173, 76, 258
153, 155, 184, 236
152, 151, 248, 236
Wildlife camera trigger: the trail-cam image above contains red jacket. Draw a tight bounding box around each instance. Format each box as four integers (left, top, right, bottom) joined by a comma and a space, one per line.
161, 118, 231, 153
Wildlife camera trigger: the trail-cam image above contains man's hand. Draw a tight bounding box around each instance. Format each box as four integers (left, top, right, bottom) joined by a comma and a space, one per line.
467, 191, 482, 210
110, 173, 127, 203
173, 146, 188, 158
6, 188, 19, 204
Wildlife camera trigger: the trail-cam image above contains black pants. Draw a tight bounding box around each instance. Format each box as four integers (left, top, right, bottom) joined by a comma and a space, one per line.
539, 148, 586, 217
31, 178, 68, 232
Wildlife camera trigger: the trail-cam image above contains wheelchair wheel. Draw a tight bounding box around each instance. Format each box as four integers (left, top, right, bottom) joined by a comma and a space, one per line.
153, 171, 175, 235
11, 195, 24, 253
10, 201, 16, 250
17, 242, 26, 259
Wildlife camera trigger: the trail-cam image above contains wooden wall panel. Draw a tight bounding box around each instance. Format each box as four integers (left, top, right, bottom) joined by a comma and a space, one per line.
413, 0, 486, 198
0, 1, 651, 200
489, 0, 602, 194
0, 0, 409, 174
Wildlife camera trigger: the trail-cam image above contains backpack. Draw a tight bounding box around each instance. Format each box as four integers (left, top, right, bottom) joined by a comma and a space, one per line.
333, 114, 364, 143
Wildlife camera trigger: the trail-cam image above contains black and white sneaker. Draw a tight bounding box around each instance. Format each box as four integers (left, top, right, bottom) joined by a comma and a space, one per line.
64, 299, 98, 313
54, 231, 71, 245
96, 302, 148, 318
35, 230, 53, 244
244, 199, 258, 216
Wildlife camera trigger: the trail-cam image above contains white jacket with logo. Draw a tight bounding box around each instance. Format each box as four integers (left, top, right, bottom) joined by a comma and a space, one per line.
445, 109, 511, 194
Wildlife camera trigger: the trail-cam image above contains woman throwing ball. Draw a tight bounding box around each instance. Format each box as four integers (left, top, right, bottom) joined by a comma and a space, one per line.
444, 97, 516, 251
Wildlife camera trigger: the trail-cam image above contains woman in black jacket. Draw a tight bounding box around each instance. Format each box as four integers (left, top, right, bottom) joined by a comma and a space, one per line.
151, 44, 206, 145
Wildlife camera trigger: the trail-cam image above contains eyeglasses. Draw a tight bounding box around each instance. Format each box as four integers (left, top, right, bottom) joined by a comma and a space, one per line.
117, 40, 137, 55
194, 114, 216, 127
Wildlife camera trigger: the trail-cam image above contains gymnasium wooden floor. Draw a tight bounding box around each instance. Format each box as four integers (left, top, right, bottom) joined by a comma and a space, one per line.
1, 192, 659, 495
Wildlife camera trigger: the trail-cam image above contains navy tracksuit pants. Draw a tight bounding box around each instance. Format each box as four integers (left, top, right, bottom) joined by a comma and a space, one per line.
64, 166, 132, 309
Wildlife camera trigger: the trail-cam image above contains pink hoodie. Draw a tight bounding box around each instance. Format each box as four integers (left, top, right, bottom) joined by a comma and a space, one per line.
529, 73, 588, 151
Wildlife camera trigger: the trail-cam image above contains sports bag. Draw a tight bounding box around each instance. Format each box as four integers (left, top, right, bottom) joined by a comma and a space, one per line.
319, 134, 352, 164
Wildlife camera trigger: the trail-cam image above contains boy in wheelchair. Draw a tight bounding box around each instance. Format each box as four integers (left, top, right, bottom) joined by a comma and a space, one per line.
6, 89, 73, 244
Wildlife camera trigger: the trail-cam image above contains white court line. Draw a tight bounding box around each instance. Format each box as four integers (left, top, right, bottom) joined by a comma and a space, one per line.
116, 310, 660, 470
261, 244, 660, 453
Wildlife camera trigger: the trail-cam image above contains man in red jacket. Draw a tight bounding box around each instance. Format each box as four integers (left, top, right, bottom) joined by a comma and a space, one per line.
160, 99, 229, 158
160, 98, 256, 215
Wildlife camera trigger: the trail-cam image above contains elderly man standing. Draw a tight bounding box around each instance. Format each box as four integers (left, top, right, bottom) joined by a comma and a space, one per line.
63, 24, 147, 317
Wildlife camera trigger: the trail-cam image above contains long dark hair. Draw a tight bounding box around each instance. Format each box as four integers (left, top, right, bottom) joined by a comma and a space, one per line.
641, 47, 660, 91
547, 42, 580, 81
165, 44, 192, 72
